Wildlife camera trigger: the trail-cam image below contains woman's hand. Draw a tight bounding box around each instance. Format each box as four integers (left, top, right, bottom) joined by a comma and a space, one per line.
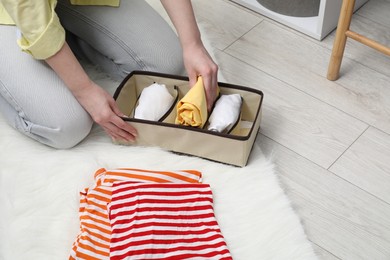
45, 42, 137, 142
183, 42, 219, 112
160, 0, 219, 112
73, 81, 137, 142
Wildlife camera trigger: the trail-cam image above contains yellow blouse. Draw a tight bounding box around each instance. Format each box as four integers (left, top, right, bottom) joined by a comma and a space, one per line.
0, 0, 120, 59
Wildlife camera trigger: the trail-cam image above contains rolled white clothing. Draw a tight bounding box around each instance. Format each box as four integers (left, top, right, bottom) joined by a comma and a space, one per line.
208, 94, 242, 133
134, 83, 174, 121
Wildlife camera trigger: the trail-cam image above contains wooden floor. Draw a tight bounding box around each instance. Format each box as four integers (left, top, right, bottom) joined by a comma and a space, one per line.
150, 0, 390, 259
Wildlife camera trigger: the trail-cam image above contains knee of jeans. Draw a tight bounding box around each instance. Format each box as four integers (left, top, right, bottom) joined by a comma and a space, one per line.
162, 58, 186, 76
154, 49, 185, 76
116, 50, 185, 81
50, 116, 93, 149
25, 113, 94, 149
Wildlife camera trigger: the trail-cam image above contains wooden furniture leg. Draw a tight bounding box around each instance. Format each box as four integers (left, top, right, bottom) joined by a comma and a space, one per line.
327, 0, 390, 81
327, 0, 355, 81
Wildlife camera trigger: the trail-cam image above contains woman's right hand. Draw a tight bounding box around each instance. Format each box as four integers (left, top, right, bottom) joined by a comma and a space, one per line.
45, 42, 137, 143
74, 81, 137, 142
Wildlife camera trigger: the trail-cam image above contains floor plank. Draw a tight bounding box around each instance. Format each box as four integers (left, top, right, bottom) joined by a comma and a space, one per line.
146, 0, 263, 51
256, 135, 390, 260
225, 19, 390, 136
214, 49, 367, 168
191, 0, 263, 50
357, 0, 390, 28
330, 127, 390, 204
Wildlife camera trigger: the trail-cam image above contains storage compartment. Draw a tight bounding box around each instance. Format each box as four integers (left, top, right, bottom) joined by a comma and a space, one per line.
113, 71, 264, 167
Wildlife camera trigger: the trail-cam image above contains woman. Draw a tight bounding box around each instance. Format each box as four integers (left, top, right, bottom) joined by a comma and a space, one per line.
0, 0, 218, 148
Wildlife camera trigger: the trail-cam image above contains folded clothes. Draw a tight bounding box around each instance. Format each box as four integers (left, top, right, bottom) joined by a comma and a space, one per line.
134, 83, 174, 121
109, 182, 232, 260
208, 94, 242, 133
69, 168, 232, 260
69, 168, 203, 260
175, 76, 209, 128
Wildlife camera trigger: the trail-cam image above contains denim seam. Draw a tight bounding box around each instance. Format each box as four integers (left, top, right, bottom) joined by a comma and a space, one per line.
0, 79, 31, 132
57, 4, 148, 71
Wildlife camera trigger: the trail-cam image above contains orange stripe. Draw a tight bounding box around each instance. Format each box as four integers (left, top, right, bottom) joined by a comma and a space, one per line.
152, 170, 201, 183
81, 222, 110, 235
80, 234, 110, 250
83, 200, 107, 211
111, 169, 201, 183
75, 249, 107, 260
182, 170, 202, 178
70, 244, 78, 260
84, 208, 108, 220
101, 178, 116, 184
105, 171, 172, 183
86, 193, 111, 203
93, 187, 112, 196
94, 168, 107, 179
85, 229, 111, 243
77, 241, 110, 256
80, 215, 110, 228
116, 168, 201, 178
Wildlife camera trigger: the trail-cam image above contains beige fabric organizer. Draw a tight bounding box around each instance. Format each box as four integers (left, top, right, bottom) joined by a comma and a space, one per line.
113, 71, 264, 167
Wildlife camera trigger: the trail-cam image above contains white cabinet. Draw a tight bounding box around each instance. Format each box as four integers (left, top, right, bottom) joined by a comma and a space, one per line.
231, 0, 369, 40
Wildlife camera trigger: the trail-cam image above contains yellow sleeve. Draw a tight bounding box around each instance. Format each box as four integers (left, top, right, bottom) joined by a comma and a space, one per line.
0, 3, 14, 24
0, 0, 65, 60
70, 0, 119, 6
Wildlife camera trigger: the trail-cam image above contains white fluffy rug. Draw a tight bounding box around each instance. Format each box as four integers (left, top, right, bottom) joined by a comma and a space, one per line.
0, 4, 317, 257
0, 104, 317, 260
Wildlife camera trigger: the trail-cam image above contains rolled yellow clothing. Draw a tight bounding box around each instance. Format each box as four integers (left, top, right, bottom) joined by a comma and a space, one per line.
175, 76, 208, 128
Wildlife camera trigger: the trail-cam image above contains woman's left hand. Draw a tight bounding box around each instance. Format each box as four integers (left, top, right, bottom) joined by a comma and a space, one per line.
160, 0, 219, 111
183, 42, 219, 112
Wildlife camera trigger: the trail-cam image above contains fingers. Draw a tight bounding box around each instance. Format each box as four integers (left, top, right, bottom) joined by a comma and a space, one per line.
188, 69, 218, 112
103, 116, 137, 143
188, 71, 198, 92
110, 100, 127, 118
182, 40, 219, 111
105, 99, 138, 142
202, 73, 218, 112
78, 83, 137, 143
193, 70, 218, 112
100, 112, 137, 143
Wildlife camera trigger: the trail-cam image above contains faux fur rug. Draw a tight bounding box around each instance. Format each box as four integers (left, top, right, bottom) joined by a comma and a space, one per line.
0, 3, 317, 258
0, 105, 317, 260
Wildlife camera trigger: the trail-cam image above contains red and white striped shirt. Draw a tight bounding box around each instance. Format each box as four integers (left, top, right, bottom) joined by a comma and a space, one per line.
109, 182, 232, 259
69, 168, 231, 260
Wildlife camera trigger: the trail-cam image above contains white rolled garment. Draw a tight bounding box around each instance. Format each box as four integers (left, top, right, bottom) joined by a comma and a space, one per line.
134, 83, 174, 121
208, 94, 242, 133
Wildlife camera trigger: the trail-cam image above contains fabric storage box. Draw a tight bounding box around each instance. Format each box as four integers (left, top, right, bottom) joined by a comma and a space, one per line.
113, 71, 263, 167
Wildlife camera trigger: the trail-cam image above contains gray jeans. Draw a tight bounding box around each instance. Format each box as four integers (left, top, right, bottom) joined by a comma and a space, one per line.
0, 0, 184, 148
